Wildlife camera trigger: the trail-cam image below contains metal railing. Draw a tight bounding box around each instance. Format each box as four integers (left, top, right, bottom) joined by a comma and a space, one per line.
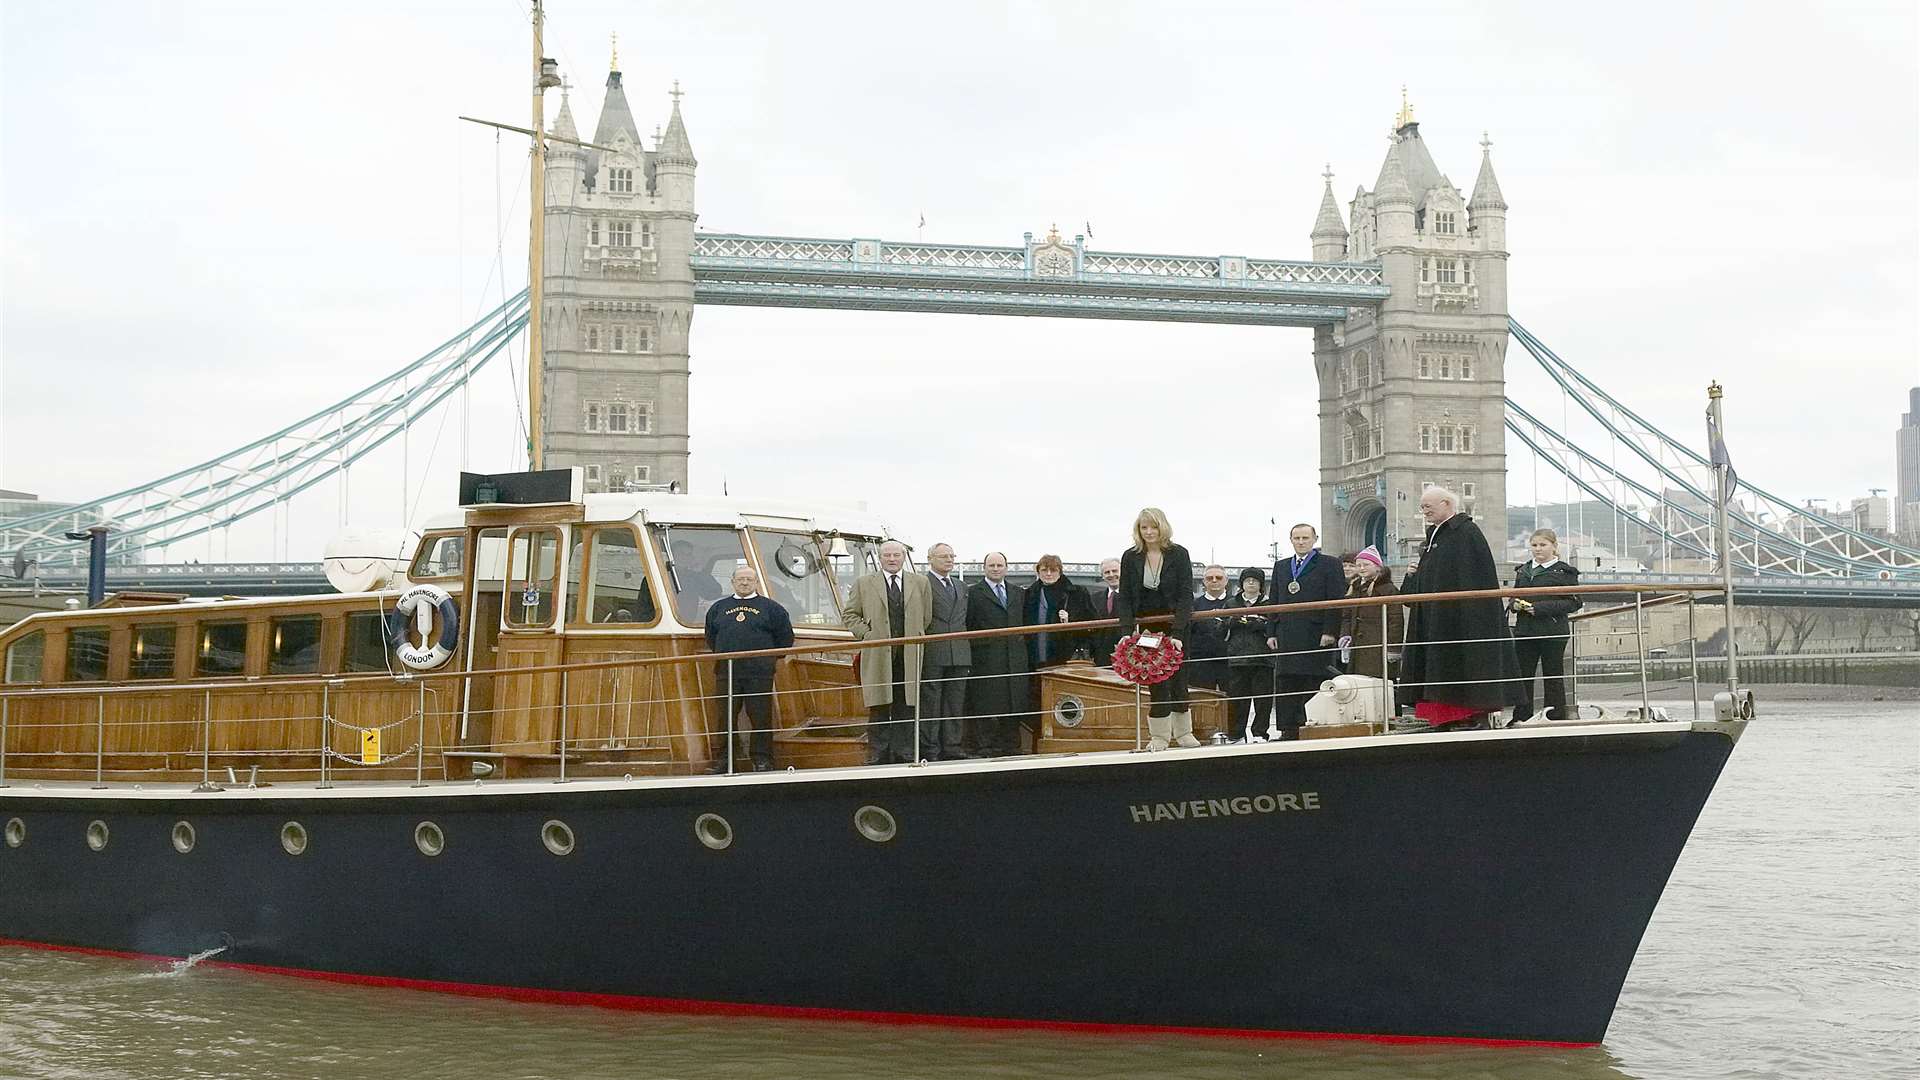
0, 582, 1731, 789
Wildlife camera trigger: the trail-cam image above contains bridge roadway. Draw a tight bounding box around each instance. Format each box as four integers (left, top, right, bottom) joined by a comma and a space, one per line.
12, 562, 1917, 608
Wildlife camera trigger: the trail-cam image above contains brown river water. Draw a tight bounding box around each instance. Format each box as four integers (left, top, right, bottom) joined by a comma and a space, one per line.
0, 700, 1913, 1080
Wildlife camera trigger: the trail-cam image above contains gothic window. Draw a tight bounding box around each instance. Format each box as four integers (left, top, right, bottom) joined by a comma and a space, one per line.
1342, 430, 1356, 464
633, 325, 653, 353
611, 327, 626, 353
609, 221, 633, 248
1438, 355, 1453, 379
1464, 261, 1475, 285
1417, 353, 1433, 379
1458, 354, 1474, 380
584, 463, 603, 488
1420, 258, 1433, 284
583, 403, 603, 433
631, 465, 651, 485
609, 168, 635, 194
632, 401, 654, 433
1354, 350, 1372, 386
1369, 423, 1383, 458
608, 403, 631, 434
589, 220, 601, 246
608, 466, 626, 490
1438, 426, 1457, 453
1434, 211, 1458, 236
1463, 482, 1477, 499
584, 326, 600, 352
1437, 259, 1459, 285
1460, 426, 1475, 454
639, 222, 655, 250
1418, 425, 1435, 453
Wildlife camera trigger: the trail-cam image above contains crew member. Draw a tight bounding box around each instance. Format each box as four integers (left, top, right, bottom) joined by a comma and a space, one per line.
703, 566, 795, 772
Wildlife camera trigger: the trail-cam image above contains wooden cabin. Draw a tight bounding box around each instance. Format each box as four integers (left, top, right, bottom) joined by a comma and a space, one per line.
0, 493, 897, 783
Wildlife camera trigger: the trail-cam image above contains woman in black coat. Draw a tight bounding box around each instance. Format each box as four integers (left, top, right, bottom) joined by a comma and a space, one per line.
1400, 487, 1520, 729
1021, 554, 1097, 668
1265, 523, 1347, 740
1510, 528, 1583, 722
1112, 507, 1196, 751
1223, 567, 1276, 742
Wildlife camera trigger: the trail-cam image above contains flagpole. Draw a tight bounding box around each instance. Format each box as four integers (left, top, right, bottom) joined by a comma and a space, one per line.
1708, 381, 1738, 691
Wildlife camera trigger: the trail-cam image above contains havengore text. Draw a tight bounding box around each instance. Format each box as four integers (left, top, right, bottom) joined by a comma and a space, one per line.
1129, 792, 1322, 823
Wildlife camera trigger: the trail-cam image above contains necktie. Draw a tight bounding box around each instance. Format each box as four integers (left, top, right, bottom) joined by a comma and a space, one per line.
887, 574, 901, 602
994, 582, 1005, 606
1106, 590, 1114, 615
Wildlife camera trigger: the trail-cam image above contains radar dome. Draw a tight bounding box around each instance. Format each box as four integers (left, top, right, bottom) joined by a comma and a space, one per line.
323, 528, 419, 593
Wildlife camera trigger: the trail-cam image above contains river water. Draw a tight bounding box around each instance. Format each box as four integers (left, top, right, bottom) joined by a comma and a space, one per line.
0, 700, 1913, 1080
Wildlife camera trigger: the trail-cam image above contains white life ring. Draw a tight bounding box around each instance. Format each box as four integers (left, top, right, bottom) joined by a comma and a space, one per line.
388, 583, 460, 671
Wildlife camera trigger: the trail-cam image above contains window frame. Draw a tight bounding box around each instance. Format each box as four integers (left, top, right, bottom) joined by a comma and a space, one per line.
1418, 425, 1435, 453
565, 523, 663, 629
503, 526, 565, 630
268, 614, 324, 676
408, 530, 467, 582
194, 620, 250, 678
64, 626, 111, 683
4, 629, 45, 684
129, 623, 179, 681
342, 610, 392, 673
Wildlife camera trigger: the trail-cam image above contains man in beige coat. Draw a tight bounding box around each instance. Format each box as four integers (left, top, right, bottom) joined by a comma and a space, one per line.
842, 540, 932, 764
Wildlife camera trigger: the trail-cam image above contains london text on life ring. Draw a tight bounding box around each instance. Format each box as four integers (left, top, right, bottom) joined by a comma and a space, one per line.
387, 583, 461, 670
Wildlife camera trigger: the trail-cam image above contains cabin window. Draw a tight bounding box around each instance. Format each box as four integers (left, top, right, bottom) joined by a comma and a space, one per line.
130, 625, 178, 680
66, 627, 110, 682
5, 631, 44, 684
568, 526, 657, 625
506, 528, 563, 628
197, 622, 248, 677
750, 530, 843, 627
270, 616, 323, 675
652, 525, 749, 626
410, 533, 466, 580
343, 611, 391, 673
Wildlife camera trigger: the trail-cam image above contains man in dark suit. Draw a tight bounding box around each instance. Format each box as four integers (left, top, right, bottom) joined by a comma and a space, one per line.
1188, 564, 1234, 692
963, 552, 1029, 756
1265, 524, 1346, 739
921, 542, 971, 759
1087, 557, 1123, 667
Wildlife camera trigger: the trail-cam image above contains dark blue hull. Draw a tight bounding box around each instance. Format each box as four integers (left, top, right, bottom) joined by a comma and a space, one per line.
0, 722, 1741, 1044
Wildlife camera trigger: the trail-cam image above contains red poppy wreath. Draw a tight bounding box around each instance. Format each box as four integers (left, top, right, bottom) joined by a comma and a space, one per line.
1110, 632, 1184, 685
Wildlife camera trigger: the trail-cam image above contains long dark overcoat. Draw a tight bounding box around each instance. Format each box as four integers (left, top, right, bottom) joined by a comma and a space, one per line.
963, 579, 1031, 721
1265, 550, 1347, 677
1399, 514, 1519, 709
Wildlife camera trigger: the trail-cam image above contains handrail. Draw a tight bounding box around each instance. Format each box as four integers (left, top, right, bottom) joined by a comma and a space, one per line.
1569, 592, 1696, 624
0, 582, 1724, 699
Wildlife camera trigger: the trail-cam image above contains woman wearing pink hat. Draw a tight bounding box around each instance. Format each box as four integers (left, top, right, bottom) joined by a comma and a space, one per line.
1338, 546, 1404, 680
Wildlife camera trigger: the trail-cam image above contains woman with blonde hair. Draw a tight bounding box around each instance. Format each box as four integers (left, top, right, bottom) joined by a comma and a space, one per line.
1510, 528, 1582, 723
1112, 507, 1197, 750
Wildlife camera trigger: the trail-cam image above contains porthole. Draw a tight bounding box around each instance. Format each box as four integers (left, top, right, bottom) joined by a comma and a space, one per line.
414, 820, 445, 857
694, 812, 733, 851
1053, 695, 1085, 729
85, 820, 110, 852
4, 818, 23, 848
280, 821, 308, 856
171, 821, 197, 854
854, 805, 897, 844
541, 819, 575, 856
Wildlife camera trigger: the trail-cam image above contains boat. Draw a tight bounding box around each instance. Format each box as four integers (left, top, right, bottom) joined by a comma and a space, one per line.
0, 1, 1756, 1047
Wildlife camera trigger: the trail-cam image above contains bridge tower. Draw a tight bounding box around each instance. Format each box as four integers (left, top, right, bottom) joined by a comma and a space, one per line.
540, 52, 697, 492
1316, 100, 1510, 559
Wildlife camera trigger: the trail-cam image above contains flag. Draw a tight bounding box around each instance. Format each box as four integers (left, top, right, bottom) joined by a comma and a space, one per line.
918, 213, 925, 229
1706, 405, 1738, 500
1085, 220, 1094, 238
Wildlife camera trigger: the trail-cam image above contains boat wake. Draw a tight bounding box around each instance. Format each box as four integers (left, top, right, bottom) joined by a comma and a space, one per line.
145, 944, 228, 978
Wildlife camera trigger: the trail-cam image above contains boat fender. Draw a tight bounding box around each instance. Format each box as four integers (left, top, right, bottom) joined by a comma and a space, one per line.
387, 583, 461, 670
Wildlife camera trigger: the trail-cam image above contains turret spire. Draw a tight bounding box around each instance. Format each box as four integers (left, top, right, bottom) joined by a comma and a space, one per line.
659, 80, 695, 163
1312, 166, 1348, 239
1470, 131, 1507, 210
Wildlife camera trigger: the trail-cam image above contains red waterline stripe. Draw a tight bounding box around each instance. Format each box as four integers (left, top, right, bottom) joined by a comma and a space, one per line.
0, 936, 1596, 1050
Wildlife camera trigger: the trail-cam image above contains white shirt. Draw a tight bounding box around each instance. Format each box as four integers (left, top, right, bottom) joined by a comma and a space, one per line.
733, 591, 761, 600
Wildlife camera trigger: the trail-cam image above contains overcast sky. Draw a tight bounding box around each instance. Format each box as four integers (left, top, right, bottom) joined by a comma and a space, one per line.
3, 1, 1916, 569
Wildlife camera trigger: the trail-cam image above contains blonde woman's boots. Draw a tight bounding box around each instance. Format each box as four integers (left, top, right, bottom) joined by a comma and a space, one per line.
1146, 712, 1172, 752
1171, 710, 1201, 748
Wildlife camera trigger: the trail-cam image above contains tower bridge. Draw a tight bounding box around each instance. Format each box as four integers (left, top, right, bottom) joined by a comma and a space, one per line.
4, 66, 1918, 599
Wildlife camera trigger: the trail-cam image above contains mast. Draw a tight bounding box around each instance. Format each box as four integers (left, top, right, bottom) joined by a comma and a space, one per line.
527, 0, 554, 470
1708, 381, 1738, 690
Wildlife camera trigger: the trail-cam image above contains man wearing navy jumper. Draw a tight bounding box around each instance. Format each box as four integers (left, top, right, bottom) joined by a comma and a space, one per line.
704, 566, 795, 772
